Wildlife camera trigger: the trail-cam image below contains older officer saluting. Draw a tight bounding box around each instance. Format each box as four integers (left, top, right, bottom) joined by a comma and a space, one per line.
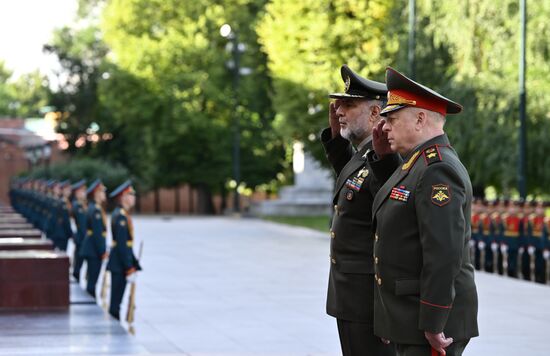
321, 65, 399, 356
370, 67, 478, 356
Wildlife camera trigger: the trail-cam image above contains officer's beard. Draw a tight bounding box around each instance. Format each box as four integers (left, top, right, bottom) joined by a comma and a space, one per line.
340, 124, 367, 145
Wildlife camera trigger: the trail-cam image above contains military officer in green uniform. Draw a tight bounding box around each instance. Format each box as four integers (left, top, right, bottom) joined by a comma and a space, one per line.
81, 179, 108, 298
370, 67, 478, 356
321, 65, 399, 356
107, 180, 142, 320
71, 180, 87, 282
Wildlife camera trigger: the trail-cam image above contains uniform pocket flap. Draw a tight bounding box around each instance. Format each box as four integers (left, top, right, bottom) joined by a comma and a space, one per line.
338, 260, 373, 274
395, 279, 420, 295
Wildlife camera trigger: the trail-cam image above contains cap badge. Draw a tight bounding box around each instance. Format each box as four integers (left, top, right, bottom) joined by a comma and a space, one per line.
344, 76, 351, 93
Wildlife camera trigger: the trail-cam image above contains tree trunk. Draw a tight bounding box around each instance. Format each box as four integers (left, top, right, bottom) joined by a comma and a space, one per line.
154, 188, 160, 214
196, 183, 215, 215
220, 183, 227, 213
174, 186, 180, 214
188, 185, 194, 214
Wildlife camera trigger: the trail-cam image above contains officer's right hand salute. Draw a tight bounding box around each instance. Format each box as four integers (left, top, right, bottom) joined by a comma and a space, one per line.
329, 101, 341, 138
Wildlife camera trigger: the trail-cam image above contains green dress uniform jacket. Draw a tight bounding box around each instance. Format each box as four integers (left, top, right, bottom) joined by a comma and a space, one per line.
80, 202, 107, 259
371, 134, 479, 344
107, 207, 141, 274
321, 128, 400, 322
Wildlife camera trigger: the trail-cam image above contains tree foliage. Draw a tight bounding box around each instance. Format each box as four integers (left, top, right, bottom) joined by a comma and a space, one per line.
5, 0, 550, 198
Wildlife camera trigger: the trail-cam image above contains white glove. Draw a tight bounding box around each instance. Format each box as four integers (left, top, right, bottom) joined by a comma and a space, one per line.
543, 250, 550, 260
491, 243, 499, 252
527, 246, 536, 255
468, 240, 476, 248
126, 272, 137, 283
478, 241, 486, 249
500, 244, 508, 253
518, 247, 525, 254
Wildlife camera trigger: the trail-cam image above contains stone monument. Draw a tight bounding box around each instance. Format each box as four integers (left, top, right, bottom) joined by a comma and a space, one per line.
252, 142, 334, 216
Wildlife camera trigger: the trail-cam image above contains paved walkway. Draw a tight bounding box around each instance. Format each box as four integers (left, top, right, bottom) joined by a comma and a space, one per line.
1, 215, 548, 355
127, 216, 549, 356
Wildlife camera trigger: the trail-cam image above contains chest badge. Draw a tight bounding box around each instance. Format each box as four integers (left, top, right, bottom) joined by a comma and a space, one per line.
358, 168, 369, 178
346, 190, 355, 201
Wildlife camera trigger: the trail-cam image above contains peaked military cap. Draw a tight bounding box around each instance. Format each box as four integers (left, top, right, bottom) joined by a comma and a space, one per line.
380, 67, 462, 116
59, 180, 71, 188
46, 179, 58, 188
86, 179, 104, 196
109, 180, 134, 199
329, 65, 387, 100
71, 179, 86, 191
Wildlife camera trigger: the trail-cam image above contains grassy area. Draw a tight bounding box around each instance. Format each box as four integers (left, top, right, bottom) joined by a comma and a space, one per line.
261, 215, 331, 232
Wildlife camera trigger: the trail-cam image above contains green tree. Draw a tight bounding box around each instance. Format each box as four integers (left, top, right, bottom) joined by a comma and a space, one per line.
0, 61, 15, 116
9, 71, 51, 118
100, 0, 285, 212
44, 25, 110, 154
257, 0, 401, 163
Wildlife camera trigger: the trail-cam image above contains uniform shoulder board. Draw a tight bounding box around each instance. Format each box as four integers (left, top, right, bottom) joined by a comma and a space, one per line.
423, 145, 442, 166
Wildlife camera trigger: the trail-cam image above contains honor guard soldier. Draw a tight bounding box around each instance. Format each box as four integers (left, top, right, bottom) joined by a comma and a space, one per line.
57, 180, 74, 251
42, 180, 60, 241
107, 180, 142, 320
470, 198, 482, 270
71, 180, 88, 282
370, 67, 478, 356
544, 203, 550, 283
492, 199, 506, 275
321, 65, 398, 356
81, 179, 108, 298
527, 201, 546, 283
518, 200, 532, 280
478, 201, 492, 272
501, 200, 522, 277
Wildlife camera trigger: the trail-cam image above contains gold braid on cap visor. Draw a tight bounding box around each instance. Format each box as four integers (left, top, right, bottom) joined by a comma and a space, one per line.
387, 92, 417, 106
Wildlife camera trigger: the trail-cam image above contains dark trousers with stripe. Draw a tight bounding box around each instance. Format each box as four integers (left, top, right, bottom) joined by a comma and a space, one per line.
395, 339, 469, 356
109, 272, 127, 320
85, 258, 101, 298
337, 319, 396, 356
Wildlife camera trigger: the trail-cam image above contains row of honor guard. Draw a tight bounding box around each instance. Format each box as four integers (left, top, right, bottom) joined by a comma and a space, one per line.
9, 178, 142, 320
470, 198, 550, 284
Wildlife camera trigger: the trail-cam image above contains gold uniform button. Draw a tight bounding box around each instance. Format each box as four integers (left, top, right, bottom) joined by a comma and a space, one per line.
331, 258, 336, 264
331, 231, 335, 239
375, 234, 379, 242
377, 278, 382, 286
375, 257, 379, 264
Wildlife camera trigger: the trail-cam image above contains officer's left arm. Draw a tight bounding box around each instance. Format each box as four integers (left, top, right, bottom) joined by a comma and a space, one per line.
415, 162, 468, 333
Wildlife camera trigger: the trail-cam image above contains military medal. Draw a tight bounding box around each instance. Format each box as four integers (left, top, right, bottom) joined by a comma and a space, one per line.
390, 186, 410, 202
346, 190, 354, 201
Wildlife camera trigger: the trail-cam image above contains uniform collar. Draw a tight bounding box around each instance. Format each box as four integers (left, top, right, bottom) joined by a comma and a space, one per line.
356, 134, 373, 152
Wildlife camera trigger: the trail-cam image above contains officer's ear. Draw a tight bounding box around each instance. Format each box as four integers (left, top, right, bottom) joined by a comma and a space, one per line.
369, 104, 381, 125
415, 110, 427, 130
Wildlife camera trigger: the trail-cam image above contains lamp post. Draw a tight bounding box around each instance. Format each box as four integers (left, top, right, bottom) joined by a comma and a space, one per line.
220, 24, 251, 213
518, 0, 527, 199
408, 0, 416, 80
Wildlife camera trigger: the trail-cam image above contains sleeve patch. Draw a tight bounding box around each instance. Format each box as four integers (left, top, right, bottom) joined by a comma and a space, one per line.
431, 184, 451, 206
423, 145, 442, 165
